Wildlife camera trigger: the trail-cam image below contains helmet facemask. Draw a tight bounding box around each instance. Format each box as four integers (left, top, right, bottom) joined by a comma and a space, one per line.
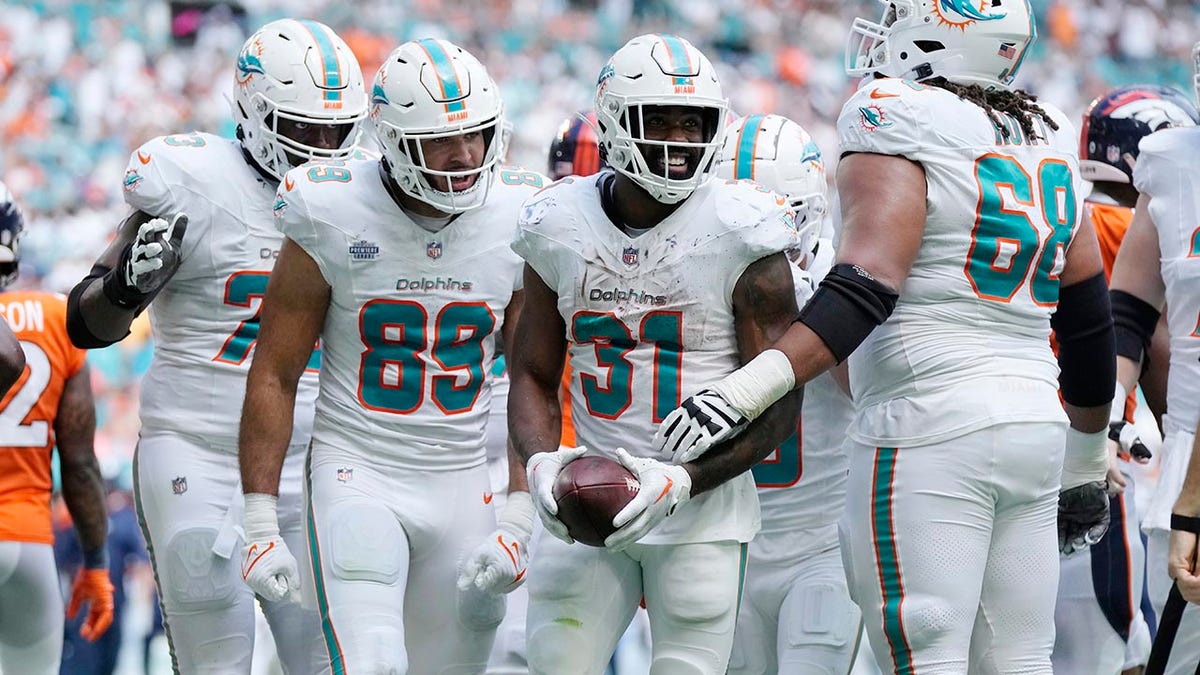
607, 103, 724, 204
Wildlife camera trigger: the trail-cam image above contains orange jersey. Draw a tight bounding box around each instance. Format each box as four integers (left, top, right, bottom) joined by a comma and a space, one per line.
1087, 201, 1134, 281
0, 291, 87, 544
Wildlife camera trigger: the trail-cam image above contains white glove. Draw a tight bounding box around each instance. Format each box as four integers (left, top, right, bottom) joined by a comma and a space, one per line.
605, 448, 692, 551
126, 213, 187, 293
654, 389, 749, 465
526, 445, 588, 544
240, 493, 301, 604
457, 491, 535, 594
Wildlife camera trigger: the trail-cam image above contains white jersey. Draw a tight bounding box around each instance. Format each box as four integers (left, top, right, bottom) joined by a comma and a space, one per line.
123, 132, 317, 445
837, 78, 1079, 446
1133, 127, 1200, 435
275, 160, 539, 471
513, 173, 800, 545
757, 238, 853, 533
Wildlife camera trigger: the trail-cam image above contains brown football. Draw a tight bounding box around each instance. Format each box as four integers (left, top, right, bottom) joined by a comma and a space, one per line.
552, 455, 641, 547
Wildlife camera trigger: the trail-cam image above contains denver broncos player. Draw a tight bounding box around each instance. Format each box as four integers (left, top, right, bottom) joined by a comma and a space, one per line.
510, 34, 801, 674
1053, 84, 1198, 675
0, 185, 113, 673
65, 18, 367, 674
655, 2, 1119, 671
548, 110, 606, 182
239, 39, 541, 673
715, 114, 864, 675
1109, 41, 1200, 672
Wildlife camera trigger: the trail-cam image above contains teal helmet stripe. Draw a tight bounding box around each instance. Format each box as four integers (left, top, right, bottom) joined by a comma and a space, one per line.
417, 38, 466, 113
297, 19, 343, 102
735, 114, 767, 180
658, 34, 694, 77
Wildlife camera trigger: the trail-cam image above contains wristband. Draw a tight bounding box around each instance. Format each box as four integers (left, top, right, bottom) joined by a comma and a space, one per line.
242, 493, 281, 541
100, 267, 148, 309
83, 546, 110, 570
710, 349, 796, 420
498, 491, 535, 540
1171, 513, 1200, 534
1061, 427, 1109, 491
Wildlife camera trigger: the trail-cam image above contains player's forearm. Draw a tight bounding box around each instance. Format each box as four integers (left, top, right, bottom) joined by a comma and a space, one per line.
0, 331, 24, 396
1116, 355, 1140, 400
238, 372, 297, 495
66, 275, 142, 348
686, 388, 801, 496
506, 442, 530, 492
60, 454, 109, 554
508, 373, 562, 467
1174, 424, 1200, 517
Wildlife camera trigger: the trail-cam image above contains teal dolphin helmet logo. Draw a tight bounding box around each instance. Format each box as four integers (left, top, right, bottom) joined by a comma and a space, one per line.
236, 48, 265, 84
935, 0, 1006, 27
370, 83, 389, 107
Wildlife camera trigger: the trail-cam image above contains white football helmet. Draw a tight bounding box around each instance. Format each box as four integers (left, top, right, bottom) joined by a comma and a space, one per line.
595, 34, 727, 204
370, 39, 505, 214
717, 114, 826, 256
847, 0, 1037, 89
231, 19, 367, 181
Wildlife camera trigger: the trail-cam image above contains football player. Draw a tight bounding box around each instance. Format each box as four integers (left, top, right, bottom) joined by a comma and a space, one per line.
1053, 84, 1198, 675
0, 184, 113, 673
238, 38, 541, 673
1109, 40, 1200, 672
64, 18, 367, 674
715, 113, 865, 675
548, 110, 606, 181
510, 34, 802, 674
655, 2, 1119, 671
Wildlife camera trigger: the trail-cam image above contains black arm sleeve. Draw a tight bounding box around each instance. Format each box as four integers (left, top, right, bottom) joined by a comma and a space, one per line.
1052, 273, 1116, 407
797, 263, 899, 363
1110, 289, 1160, 364
66, 258, 150, 349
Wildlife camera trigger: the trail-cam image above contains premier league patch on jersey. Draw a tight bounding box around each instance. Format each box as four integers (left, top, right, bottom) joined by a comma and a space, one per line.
622, 246, 639, 267
171, 476, 188, 495
427, 241, 443, 260
349, 239, 380, 261
336, 467, 353, 483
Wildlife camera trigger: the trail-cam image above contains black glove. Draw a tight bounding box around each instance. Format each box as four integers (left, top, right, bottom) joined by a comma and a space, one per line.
1058, 480, 1111, 556
1109, 420, 1152, 462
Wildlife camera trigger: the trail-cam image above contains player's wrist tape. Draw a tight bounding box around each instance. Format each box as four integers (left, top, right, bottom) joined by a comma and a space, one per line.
498, 491, 535, 540
83, 546, 109, 570
1170, 514, 1200, 533
797, 263, 898, 364
710, 349, 795, 421
1062, 427, 1109, 490
1110, 383, 1128, 425
242, 493, 281, 540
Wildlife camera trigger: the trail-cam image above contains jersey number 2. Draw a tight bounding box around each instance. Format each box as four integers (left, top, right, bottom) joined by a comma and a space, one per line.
0, 341, 51, 447
965, 154, 1075, 305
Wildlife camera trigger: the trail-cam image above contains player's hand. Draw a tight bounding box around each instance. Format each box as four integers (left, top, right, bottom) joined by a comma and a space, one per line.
527, 446, 588, 544
606, 448, 692, 551
241, 493, 301, 604
1109, 420, 1152, 464
1058, 481, 1111, 556
1168, 527, 1200, 604
654, 389, 749, 465
67, 568, 115, 642
458, 491, 535, 594
125, 213, 188, 293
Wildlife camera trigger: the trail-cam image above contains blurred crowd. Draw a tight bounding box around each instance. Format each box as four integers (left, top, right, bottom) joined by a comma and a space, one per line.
0, 0, 1197, 539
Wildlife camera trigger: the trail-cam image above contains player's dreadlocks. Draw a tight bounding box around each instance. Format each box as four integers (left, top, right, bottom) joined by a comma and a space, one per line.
925, 77, 1060, 142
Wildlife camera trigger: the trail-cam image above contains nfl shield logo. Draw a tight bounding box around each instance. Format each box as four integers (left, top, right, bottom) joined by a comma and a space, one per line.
171, 476, 188, 495
622, 246, 639, 266
427, 241, 443, 260
336, 467, 353, 483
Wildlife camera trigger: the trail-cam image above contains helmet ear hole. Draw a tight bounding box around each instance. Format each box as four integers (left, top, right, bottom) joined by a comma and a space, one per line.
914, 40, 943, 54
